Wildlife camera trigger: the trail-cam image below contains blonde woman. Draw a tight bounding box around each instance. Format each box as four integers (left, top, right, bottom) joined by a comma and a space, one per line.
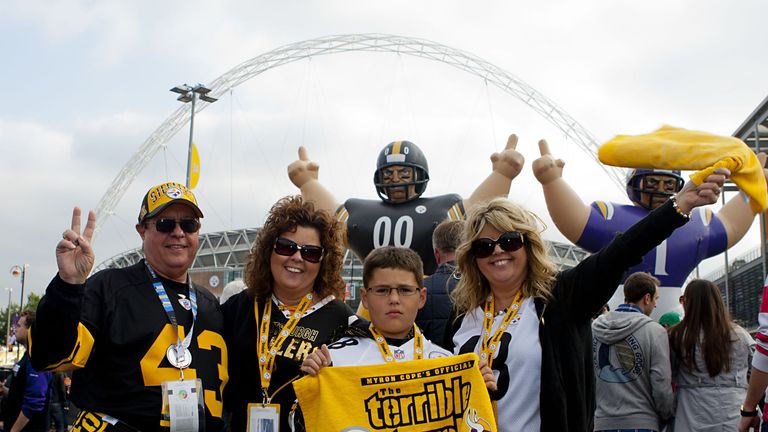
445, 168, 727, 432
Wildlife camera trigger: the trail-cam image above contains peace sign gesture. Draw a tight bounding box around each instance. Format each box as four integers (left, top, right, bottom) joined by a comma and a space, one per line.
57, 207, 97, 284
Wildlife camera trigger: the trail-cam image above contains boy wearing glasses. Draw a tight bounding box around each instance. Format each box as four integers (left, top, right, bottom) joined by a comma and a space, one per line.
301, 246, 451, 370
300, 247, 495, 391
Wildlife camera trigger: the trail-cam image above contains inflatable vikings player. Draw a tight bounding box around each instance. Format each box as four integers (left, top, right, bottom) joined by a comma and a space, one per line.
532, 139, 767, 318
288, 136, 523, 274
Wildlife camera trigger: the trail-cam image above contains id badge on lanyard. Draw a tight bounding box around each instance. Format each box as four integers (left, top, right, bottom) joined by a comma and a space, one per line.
161, 379, 204, 432
147, 263, 203, 432
246, 403, 280, 432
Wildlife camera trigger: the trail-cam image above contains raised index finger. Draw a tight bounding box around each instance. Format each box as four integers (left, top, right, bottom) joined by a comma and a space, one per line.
505, 134, 518, 150
298, 146, 309, 161
538, 139, 551, 156
71, 207, 82, 234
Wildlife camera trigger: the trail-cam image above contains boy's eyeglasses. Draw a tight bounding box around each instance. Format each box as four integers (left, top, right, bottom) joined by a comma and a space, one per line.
367, 286, 420, 297
145, 218, 201, 234
471, 231, 524, 258
273, 237, 324, 263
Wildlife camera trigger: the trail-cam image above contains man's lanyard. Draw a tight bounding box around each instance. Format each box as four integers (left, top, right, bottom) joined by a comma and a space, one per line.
481, 291, 523, 369
146, 263, 197, 380
369, 324, 423, 363
256, 293, 313, 403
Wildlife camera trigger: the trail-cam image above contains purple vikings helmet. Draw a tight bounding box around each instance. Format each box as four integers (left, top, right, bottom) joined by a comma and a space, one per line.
374, 140, 430, 203
626, 168, 685, 209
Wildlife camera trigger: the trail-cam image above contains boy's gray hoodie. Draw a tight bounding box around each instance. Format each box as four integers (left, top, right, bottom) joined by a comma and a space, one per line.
591, 309, 674, 431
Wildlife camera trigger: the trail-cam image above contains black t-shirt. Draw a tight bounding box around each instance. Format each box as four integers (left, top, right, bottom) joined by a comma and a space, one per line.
222, 291, 353, 432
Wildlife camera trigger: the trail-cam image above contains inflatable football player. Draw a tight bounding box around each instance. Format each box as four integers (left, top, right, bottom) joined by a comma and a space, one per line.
288, 136, 523, 274
532, 139, 767, 317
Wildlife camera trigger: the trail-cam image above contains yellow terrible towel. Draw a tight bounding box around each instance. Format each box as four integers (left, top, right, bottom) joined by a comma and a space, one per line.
293, 353, 496, 432
598, 125, 767, 213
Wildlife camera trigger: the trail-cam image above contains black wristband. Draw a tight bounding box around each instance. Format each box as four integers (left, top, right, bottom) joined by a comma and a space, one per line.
741, 405, 759, 417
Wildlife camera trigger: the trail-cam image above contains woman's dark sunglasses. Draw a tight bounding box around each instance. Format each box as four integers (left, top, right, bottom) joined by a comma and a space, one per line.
146, 218, 201, 234
273, 237, 324, 263
471, 231, 524, 258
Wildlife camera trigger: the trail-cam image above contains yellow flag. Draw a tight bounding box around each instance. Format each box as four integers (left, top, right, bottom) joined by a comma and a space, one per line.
188, 143, 201, 190
599, 125, 767, 212
293, 353, 497, 431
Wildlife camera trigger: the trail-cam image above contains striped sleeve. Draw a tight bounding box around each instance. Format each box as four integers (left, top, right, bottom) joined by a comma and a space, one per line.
752, 276, 768, 372
29, 274, 96, 372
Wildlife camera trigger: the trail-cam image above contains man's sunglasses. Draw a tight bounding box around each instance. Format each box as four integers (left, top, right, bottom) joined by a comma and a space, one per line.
471, 231, 525, 258
146, 218, 201, 234
273, 237, 324, 263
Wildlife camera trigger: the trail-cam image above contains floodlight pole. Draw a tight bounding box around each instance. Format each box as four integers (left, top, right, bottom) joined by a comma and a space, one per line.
170, 84, 217, 189
186, 94, 196, 188
4, 288, 11, 348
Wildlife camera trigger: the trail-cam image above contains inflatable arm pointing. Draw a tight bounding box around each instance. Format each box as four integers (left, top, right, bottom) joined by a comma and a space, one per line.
464, 134, 524, 210
287, 146, 340, 215
532, 139, 591, 242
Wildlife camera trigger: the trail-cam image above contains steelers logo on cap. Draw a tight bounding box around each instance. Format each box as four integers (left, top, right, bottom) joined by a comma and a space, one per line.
166, 186, 183, 199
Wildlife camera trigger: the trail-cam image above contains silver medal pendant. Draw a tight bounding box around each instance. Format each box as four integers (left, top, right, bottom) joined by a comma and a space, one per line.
166, 345, 192, 369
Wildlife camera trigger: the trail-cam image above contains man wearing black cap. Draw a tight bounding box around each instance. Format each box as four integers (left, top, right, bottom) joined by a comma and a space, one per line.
30, 182, 228, 432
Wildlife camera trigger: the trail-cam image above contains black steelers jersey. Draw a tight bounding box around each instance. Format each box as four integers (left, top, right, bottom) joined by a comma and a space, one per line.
30, 260, 228, 432
337, 194, 464, 274
221, 291, 354, 432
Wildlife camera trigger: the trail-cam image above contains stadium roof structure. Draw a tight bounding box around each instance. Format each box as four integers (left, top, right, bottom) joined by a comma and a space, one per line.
734, 94, 768, 149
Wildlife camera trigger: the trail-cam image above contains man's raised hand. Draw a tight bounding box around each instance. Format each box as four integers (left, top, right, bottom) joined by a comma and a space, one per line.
57, 207, 96, 285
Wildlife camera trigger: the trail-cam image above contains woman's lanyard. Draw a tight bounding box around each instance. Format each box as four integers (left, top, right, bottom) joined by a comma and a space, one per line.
481, 291, 523, 369
256, 292, 313, 403
146, 263, 197, 380
369, 324, 424, 362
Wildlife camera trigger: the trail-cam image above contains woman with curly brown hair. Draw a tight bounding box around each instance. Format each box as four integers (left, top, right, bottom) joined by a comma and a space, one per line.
221, 195, 354, 432
669, 279, 754, 431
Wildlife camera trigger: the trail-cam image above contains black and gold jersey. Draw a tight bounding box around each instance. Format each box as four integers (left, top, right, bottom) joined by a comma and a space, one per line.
30, 260, 228, 432
337, 194, 464, 275
221, 291, 353, 432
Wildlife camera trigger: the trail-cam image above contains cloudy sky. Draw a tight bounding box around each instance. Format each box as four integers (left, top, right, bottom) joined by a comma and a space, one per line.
2, 0, 767, 304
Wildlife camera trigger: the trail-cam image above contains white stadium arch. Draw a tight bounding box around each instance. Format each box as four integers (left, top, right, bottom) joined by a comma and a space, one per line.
93, 33, 625, 235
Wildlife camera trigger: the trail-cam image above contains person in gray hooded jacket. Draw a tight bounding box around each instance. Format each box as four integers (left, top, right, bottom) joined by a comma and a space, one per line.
592, 272, 674, 432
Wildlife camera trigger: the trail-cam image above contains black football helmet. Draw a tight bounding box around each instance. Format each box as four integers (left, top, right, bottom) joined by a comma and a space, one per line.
374, 140, 430, 203
626, 168, 685, 209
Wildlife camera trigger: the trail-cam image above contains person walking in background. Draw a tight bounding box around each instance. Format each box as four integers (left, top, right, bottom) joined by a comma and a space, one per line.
47, 372, 67, 432
415, 220, 464, 347
670, 279, 754, 431
658, 311, 681, 329
592, 272, 674, 431
1, 311, 52, 432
